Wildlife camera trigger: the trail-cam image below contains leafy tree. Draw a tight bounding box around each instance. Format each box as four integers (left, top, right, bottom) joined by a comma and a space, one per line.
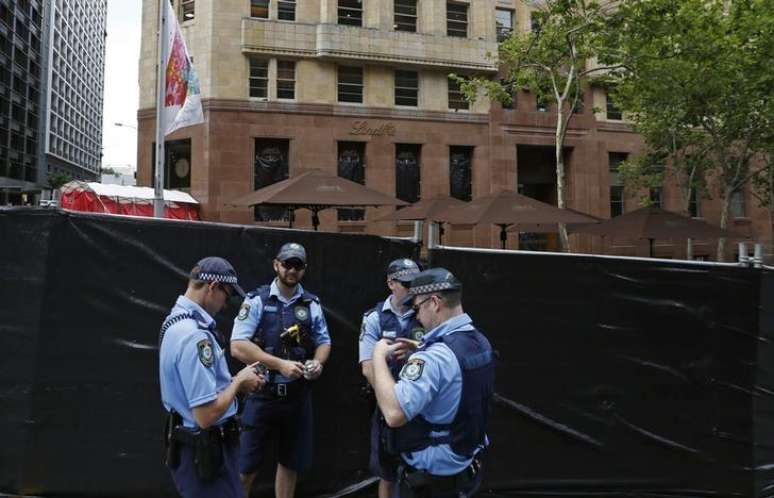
600, 0, 774, 260
455, 0, 620, 252
47, 172, 72, 190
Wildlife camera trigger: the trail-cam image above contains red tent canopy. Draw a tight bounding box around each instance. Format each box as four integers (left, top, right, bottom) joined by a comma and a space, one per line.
59, 181, 200, 220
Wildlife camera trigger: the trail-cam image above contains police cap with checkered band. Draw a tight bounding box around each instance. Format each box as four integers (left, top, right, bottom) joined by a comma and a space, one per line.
404, 267, 462, 303
387, 258, 421, 283
190, 256, 246, 298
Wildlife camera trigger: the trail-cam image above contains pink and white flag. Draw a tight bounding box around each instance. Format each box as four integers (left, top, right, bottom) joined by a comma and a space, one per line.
161, 0, 203, 135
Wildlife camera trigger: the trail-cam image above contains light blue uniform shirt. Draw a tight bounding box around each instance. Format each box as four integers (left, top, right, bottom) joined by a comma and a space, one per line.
358, 295, 417, 363
159, 296, 237, 429
231, 279, 330, 383
394, 313, 483, 475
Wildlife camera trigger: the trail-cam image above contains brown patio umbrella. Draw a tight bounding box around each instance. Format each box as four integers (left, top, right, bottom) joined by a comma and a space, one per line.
506, 208, 602, 234
435, 189, 599, 249
373, 196, 468, 244
228, 169, 408, 230
569, 205, 745, 256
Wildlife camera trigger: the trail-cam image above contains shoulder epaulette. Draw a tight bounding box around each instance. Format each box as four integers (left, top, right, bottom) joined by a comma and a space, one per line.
159, 312, 197, 345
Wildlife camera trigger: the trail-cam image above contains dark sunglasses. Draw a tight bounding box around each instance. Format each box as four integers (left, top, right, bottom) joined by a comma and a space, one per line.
281, 259, 306, 271
411, 295, 434, 313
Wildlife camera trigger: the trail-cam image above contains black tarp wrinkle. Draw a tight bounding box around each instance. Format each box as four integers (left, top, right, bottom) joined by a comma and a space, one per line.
493, 393, 605, 448
716, 323, 770, 342
67, 213, 189, 279
616, 355, 692, 383
612, 414, 708, 459
614, 293, 696, 314
110, 338, 157, 351
715, 380, 764, 398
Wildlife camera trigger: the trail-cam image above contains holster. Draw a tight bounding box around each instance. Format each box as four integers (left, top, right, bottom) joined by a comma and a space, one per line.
171, 418, 240, 482
163, 411, 182, 469
397, 455, 482, 498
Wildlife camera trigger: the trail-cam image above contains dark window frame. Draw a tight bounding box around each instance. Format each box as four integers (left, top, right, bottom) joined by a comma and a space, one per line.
180, 0, 195, 21
338, 66, 364, 103
394, 70, 418, 107
338, 0, 363, 26
395, 143, 422, 204
394, 0, 417, 32
278, 0, 296, 21
250, 0, 269, 19
248, 57, 269, 98
606, 91, 622, 120
446, 2, 468, 38
448, 77, 468, 111
276, 60, 296, 100
496, 8, 513, 42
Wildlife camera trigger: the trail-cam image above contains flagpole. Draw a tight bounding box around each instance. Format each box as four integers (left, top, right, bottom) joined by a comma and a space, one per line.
153, 0, 167, 218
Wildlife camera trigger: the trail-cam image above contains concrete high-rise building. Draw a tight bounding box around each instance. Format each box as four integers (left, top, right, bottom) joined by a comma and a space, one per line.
136, 0, 769, 258
0, 0, 106, 205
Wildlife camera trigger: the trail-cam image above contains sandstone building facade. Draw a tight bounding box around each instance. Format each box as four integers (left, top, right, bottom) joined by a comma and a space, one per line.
137, 0, 768, 259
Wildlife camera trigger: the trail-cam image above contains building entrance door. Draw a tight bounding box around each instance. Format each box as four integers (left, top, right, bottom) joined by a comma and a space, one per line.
516, 145, 567, 251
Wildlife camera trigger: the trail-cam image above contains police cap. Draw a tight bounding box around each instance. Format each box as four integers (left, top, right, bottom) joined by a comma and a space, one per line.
276, 242, 307, 264
404, 267, 462, 302
387, 258, 421, 283
190, 256, 246, 298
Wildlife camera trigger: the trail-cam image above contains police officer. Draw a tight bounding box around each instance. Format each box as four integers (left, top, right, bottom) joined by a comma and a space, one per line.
359, 258, 423, 498
231, 242, 331, 498
370, 268, 495, 498
159, 257, 265, 498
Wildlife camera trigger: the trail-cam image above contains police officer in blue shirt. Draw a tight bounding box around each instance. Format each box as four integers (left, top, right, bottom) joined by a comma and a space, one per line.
231, 242, 332, 498
370, 268, 494, 498
359, 258, 423, 498
159, 256, 265, 498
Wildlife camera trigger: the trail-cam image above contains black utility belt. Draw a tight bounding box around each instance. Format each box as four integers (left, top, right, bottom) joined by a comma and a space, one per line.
399, 457, 481, 492
171, 417, 240, 446
257, 380, 307, 399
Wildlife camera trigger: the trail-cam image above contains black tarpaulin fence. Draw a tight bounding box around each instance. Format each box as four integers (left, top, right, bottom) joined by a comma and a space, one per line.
1, 208, 772, 497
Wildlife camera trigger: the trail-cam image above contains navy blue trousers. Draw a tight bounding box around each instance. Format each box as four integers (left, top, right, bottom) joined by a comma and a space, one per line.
170, 441, 244, 498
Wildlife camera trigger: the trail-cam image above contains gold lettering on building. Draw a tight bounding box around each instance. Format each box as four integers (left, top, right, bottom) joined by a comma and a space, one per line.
349, 121, 396, 137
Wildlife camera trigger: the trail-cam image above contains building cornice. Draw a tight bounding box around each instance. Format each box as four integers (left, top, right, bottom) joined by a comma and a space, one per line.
139, 100, 490, 125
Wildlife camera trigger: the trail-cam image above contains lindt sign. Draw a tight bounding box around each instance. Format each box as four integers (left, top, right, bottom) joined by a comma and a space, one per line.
349, 121, 396, 137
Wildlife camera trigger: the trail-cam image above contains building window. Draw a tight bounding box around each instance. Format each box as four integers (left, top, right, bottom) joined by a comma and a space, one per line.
249, 58, 268, 98
449, 146, 473, 201
338, 66, 363, 103
276, 60, 296, 99
606, 91, 622, 120
396, 144, 421, 204
536, 94, 549, 112
395, 70, 418, 107
496, 8, 513, 42
649, 187, 663, 208
278, 0, 296, 21
730, 190, 746, 218
448, 77, 468, 111
394, 0, 417, 32
689, 188, 701, 217
338, 0, 363, 26
181, 0, 194, 20
250, 0, 269, 19
609, 152, 627, 217
447, 3, 468, 37
151, 139, 192, 190
337, 141, 366, 221
254, 138, 290, 221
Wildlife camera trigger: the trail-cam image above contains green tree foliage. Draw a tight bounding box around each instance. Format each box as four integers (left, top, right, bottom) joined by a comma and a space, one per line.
600, 0, 774, 260
456, 0, 618, 252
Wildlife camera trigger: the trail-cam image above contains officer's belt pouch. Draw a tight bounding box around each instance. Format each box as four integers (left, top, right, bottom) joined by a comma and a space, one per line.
172, 427, 225, 482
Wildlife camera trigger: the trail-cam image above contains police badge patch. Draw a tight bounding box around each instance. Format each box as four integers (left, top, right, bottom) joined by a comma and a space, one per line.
294, 306, 310, 321
237, 303, 250, 321
411, 327, 425, 342
400, 358, 425, 381
197, 339, 214, 368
